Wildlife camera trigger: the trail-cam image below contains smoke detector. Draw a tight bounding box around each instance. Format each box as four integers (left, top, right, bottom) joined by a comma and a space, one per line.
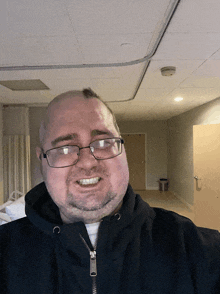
160, 66, 176, 76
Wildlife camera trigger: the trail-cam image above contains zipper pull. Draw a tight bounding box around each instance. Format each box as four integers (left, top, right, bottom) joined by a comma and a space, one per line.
79, 234, 98, 278
90, 250, 97, 277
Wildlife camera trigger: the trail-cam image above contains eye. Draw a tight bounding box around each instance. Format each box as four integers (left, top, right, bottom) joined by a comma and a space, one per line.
62, 147, 69, 155
99, 140, 106, 148
56, 146, 70, 155
96, 139, 113, 148
57, 146, 78, 155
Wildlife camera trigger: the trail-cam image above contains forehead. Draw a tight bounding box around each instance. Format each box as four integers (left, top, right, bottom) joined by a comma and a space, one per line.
44, 96, 117, 144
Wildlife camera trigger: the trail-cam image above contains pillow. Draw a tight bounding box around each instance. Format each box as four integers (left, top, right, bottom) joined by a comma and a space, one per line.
0, 212, 11, 224
5, 196, 26, 221
14, 195, 25, 204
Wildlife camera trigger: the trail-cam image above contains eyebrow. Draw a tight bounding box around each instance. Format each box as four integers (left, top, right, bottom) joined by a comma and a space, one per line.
51, 134, 77, 147
51, 130, 113, 147
91, 129, 112, 136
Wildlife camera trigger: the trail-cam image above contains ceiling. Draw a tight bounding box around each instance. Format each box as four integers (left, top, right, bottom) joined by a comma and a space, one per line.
1, 0, 220, 120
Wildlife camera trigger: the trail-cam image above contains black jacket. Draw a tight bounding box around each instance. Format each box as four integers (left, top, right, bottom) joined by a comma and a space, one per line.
0, 182, 220, 293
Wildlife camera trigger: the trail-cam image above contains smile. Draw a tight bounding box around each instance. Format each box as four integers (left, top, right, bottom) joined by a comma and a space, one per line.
77, 177, 101, 186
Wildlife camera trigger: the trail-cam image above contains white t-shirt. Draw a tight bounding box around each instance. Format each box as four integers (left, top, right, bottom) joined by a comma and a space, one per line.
85, 222, 100, 247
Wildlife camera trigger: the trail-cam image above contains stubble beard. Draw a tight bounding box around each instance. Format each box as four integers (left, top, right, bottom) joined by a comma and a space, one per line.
58, 166, 126, 223
63, 166, 118, 220
66, 190, 116, 211
60, 188, 123, 223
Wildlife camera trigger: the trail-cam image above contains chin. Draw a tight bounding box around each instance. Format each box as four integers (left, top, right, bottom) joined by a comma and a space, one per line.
64, 194, 122, 224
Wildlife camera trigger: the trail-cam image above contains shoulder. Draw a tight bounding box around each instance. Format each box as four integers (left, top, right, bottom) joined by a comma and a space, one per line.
0, 216, 31, 232
0, 217, 34, 247
149, 207, 220, 260
152, 207, 220, 241
0, 216, 53, 262
132, 192, 220, 249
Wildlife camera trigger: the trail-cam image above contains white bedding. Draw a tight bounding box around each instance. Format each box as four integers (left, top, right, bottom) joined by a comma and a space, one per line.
0, 194, 26, 225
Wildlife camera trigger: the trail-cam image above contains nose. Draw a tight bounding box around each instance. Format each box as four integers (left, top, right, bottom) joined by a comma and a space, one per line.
76, 146, 98, 169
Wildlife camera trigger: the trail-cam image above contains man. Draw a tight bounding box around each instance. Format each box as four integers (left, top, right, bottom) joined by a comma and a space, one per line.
0, 88, 220, 294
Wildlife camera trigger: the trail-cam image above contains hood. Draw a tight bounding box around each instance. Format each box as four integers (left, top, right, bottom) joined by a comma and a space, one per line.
25, 182, 155, 236
25, 182, 63, 235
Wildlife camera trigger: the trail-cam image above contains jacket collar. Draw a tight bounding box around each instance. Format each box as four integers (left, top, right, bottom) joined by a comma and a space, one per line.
25, 182, 155, 236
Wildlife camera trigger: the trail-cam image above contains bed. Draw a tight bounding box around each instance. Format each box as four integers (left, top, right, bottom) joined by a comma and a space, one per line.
0, 191, 26, 225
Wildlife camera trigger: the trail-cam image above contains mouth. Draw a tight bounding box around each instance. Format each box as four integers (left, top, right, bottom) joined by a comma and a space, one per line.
77, 177, 101, 186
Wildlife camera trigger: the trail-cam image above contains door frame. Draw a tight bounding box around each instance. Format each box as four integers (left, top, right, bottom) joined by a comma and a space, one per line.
122, 133, 146, 190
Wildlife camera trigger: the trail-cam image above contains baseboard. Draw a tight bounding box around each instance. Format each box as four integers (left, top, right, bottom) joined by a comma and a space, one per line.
145, 187, 159, 190
134, 187, 159, 191
172, 191, 194, 211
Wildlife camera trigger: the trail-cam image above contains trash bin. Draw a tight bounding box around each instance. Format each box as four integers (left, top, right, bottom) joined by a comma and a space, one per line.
159, 178, 168, 191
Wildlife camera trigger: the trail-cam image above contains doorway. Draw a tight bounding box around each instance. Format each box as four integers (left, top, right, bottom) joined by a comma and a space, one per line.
193, 123, 220, 230
122, 134, 146, 191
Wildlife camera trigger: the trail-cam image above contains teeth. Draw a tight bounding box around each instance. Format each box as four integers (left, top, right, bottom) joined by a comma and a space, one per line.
79, 177, 100, 185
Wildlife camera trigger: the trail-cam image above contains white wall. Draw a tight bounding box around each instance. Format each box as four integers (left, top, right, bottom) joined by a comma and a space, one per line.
167, 97, 220, 206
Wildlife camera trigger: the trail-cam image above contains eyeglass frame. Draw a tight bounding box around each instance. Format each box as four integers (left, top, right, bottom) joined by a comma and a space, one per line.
41, 137, 125, 168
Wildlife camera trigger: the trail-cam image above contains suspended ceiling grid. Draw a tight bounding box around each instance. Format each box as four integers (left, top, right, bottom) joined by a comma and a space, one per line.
0, 0, 220, 120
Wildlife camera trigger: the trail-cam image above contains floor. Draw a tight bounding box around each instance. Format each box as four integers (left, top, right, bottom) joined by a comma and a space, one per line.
137, 190, 195, 222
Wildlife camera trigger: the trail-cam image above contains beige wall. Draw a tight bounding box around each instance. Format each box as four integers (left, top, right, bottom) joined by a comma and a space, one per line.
2, 106, 29, 202
168, 97, 220, 206
1, 106, 42, 199
29, 107, 47, 187
118, 120, 168, 189
0, 105, 3, 204
3, 106, 29, 136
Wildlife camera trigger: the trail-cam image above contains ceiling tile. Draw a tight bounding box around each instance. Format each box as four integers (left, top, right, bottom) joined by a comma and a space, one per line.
1, 0, 73, 37
180, 77, 220, 88
147, 59, 203, 73
0, 36, 84, 66
134, 88, 172, 102
139, 60, 202, 89
167, 0, 220, 33
77, 33, 152, 63
155, 32, 220, 60
66, 0, 171, 35
209, 48, 220, 60
191, 60, 220, 77
166, 87, 220, 105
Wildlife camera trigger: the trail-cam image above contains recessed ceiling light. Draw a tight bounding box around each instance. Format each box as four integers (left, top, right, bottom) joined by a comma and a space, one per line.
174, 97, 183, 102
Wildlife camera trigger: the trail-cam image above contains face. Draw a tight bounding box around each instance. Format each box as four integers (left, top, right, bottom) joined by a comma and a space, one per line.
37, 95, 129, 224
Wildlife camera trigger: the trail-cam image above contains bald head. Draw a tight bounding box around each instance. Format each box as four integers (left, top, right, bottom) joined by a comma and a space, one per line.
36, 88, 129, 224
39, 88, 120, 147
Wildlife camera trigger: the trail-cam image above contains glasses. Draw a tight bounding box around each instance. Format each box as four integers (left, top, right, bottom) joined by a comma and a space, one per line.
42, 137, 124, 168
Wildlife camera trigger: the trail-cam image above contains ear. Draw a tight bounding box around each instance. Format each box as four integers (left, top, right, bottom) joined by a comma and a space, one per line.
36, 146, 42, 161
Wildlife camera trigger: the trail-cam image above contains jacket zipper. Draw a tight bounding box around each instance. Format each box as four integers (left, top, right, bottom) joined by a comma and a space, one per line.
80, 234, 97, 294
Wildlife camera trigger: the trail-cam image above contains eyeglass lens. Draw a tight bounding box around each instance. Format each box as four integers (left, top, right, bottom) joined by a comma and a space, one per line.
46, 138, 122, 168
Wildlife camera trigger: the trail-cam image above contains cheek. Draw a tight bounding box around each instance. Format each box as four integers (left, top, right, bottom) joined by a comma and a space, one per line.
42, 165, 68, 200
108, 157, 129, 190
